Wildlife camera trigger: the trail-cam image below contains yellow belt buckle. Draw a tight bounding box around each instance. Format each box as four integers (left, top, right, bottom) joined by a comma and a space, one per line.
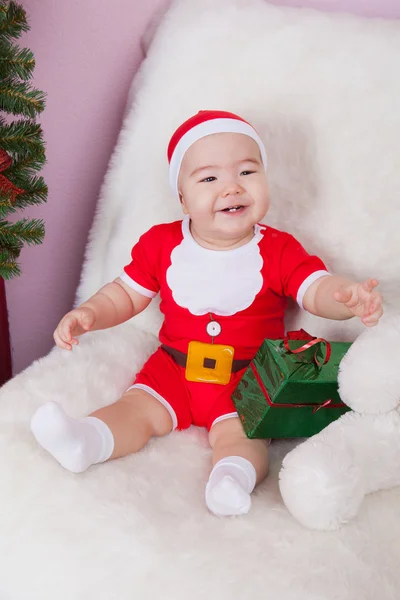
185, 341, 235, 385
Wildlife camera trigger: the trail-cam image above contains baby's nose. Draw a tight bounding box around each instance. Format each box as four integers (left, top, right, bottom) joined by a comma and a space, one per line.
222, 182, 243, 197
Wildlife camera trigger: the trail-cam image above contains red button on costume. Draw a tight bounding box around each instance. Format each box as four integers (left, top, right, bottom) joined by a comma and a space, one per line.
120, 217, 329, 431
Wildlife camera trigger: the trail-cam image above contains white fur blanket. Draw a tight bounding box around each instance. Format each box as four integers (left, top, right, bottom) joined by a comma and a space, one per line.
1, 1, 400, 598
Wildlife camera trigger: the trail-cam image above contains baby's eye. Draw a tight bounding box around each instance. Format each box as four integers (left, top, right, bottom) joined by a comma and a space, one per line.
200, 176, 217, 183
240, 170, 255, 176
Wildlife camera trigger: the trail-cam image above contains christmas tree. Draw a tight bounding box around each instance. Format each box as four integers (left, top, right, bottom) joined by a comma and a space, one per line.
0, 0, 47, 280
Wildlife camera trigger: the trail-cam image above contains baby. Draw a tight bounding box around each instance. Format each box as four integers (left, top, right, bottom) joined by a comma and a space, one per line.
31, 110, 383, 517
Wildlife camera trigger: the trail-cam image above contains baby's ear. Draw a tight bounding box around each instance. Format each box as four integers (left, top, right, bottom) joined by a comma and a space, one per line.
178, 191, 189, 214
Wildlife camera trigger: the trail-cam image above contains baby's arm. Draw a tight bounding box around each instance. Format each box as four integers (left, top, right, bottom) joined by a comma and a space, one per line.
303, 275, 383, 327
54, 278, 151, 350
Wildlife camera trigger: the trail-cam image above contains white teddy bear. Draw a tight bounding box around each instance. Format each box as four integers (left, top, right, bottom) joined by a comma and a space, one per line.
279, 315, 400, 530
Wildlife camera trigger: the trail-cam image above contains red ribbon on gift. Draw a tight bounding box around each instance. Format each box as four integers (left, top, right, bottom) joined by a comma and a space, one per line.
250, 363, 345, 410
0, 149, 25, 203
249, 330, 344, 410
283, 330, 331, 366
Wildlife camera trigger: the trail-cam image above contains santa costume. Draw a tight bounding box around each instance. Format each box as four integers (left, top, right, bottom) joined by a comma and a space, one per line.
120, 110, 330, 431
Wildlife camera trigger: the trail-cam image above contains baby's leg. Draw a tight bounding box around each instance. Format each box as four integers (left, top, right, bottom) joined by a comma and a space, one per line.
30, 388, 173, 473
206, 417, 269, 516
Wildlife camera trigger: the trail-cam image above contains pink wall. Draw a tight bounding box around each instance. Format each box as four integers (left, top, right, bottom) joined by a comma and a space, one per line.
5, 0, 171, 375
5, 0, 400, 376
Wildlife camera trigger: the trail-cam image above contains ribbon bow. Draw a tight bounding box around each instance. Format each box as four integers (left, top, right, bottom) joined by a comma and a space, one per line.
283, 330, 331, 367
0, 149, 25, 203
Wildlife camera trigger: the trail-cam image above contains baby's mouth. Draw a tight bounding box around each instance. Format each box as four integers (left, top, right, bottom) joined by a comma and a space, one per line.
220, 205, 245, 213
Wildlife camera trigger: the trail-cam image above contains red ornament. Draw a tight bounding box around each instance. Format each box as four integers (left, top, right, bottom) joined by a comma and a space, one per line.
0, 149, 25, 203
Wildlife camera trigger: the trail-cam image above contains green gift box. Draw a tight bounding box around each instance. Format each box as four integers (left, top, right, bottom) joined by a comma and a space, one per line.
232, 330, 351, 439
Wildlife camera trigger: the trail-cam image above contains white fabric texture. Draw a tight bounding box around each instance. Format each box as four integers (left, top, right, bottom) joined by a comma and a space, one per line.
1, 0, 400, 598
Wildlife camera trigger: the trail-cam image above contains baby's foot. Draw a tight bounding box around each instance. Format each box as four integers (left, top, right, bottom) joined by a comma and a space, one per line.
30, 401, 114, 473
205, 456, 256, 516
206, 475, 251, 516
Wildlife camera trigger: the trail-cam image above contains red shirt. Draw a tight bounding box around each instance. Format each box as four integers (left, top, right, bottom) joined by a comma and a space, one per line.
121, 218, 328, 360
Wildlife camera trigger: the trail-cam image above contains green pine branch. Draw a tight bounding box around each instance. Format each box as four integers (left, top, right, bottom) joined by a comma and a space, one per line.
5, 150, 46, 178
12, 175, 48, 208
0, 120, 44, 154
0, 1, 28, 42
0, 250, 21, 279
0, 217, 44, 247
0, 1, 47, 280
0, 177, 48, 219
0, 190, 16, 218
0, 206, 16, 220
0, 231, 21, 258
0, 77, 45, 117
0, 39, 35, 80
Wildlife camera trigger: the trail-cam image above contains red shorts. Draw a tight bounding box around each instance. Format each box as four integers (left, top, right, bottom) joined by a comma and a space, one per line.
128, 347, 246, 431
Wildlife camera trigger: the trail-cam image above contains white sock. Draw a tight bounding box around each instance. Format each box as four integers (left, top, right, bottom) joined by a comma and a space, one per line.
30, 401, 115, 473
205, 456, 257, 517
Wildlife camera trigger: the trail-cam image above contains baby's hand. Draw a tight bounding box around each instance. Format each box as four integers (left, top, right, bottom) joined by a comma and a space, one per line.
53, 307, 97, 350
333, 278, 383, 327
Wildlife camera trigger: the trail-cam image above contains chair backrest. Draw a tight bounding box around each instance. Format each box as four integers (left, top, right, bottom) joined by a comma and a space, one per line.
76, 0, 400, 341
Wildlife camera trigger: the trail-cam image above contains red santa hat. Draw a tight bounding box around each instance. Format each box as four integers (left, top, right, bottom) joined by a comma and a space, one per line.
167, 110, 267, 197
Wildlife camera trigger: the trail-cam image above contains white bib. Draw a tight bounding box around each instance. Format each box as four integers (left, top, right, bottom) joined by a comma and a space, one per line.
166, 217, 265, 316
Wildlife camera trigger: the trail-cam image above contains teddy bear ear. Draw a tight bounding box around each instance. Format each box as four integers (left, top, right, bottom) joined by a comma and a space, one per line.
338, 314, 400, 414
